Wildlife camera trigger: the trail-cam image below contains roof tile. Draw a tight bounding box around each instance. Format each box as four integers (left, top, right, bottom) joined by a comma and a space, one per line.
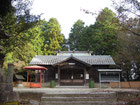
30, 55, 115, 65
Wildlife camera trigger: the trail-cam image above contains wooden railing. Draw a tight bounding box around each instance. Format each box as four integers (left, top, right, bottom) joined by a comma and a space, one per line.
60, 79, 84, 86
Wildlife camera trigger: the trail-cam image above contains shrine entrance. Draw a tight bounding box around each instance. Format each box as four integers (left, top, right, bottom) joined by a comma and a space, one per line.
60, 68, 84, 86
55, 56, 91, 86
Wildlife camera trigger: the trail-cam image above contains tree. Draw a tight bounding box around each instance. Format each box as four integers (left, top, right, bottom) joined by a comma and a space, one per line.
13, 20, 45, 62
0, 0, 39, 56
114, 18, 140, 80
92, 8, 119, 55
0, 0, 14, 18
42, 18, 64, 55
0, 0, 14, 68
68, 8, 118, 55
0, 0, 65, 72
2, 20, 45, 71
82, 8, 118, 55
111, 0, 140, 80
69, 19, 85, 51
61, 38, 69, 51
29, 20, 46, 55
112, 0, 140, 36
77, 26, 93, 51
0, 0, 39, 53
0, 0, 40, 71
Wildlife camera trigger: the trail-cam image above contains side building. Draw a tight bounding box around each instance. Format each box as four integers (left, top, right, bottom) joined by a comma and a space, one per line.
30, 51, 121, 86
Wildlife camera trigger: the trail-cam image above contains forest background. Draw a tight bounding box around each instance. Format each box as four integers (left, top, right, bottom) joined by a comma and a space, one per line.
0, 0, 140, 81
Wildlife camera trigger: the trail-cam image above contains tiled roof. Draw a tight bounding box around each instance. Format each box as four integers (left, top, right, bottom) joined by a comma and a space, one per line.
30, 55, 116, 65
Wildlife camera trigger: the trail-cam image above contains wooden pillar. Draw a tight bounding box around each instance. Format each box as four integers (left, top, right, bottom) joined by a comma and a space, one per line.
119, 72, 121, 88
58, 65, 60, 86
84, 68, 86, 86
40, 70, 42, 88
30, 71, 32, 83
43, 71, 44, 88
99, 72, 101, 88
35, 71, 38, 82
27, 70, 29, 88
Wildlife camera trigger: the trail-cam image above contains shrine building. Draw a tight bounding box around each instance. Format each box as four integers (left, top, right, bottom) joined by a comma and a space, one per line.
30, 51, 121, 87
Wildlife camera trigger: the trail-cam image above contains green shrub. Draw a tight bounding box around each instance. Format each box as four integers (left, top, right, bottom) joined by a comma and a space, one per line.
89, 80, 94, 88
1, 102, 18, 105
50, 80, 56, 88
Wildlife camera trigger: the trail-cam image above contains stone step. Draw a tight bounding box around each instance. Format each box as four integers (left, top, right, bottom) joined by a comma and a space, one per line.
40, 101, 126, 105
41, 96, 116, 101
42, 92, 116, 98
40, 92, 119, 105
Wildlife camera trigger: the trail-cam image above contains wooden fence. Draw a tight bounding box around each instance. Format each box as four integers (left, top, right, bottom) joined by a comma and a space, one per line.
110, 81, 140, 88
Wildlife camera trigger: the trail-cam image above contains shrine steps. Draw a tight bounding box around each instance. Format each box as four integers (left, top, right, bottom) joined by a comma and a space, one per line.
40, 92, 126, 105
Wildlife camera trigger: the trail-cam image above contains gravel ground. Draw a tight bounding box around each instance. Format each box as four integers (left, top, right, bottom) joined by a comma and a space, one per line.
13, 87, 140, 94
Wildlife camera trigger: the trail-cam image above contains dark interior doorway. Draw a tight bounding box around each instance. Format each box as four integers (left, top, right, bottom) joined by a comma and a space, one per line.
60, 68, 84, 86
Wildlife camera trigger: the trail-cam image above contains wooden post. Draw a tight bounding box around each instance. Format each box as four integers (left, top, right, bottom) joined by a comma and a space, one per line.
35, 71, 38, 82
30, 70, 32, 83
99, 72, 101, 88
43, 71, 44, 88
58, 65, 60, 86
27, 70, 29, 88
119, 72, 121, 88
84, 68, 86, 86
40, 70, 42, 88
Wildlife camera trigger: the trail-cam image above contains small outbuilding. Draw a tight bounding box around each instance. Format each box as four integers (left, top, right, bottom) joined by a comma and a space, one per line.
98, 69, 121, 88
24, 66, 48, 88
14, 74, 25, 87
14, 74, 25, 81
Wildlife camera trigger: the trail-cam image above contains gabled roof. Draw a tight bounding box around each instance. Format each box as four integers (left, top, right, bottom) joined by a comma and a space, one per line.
53, 55, 91, 67
30, 55, 116, 65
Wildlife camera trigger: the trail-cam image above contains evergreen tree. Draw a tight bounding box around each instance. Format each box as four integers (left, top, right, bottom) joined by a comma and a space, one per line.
114, 18, 140, 80
42, 18, 64, 55
69, 19, 85, 51
68, 8, 119, 55
90, 8, 119, 55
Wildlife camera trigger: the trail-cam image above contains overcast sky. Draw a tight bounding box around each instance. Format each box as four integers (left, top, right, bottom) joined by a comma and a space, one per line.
30, 0, 115, 39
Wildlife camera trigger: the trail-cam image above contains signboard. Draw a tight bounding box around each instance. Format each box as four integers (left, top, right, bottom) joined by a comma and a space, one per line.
55, 73, 58, 79
86, 74, 89, 79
